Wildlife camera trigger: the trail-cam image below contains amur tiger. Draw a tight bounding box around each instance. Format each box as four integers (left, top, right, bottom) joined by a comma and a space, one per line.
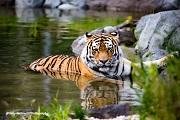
22, 32, 177, 78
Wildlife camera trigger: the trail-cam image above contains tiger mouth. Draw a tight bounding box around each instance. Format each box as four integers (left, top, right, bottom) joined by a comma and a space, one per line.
92, 65, 112, 71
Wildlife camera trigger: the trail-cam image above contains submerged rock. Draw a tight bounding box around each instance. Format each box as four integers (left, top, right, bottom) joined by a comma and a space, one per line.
135, 10, 180, 61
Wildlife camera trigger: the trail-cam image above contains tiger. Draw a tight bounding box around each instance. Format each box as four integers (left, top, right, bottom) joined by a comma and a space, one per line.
22, 32, 178, 78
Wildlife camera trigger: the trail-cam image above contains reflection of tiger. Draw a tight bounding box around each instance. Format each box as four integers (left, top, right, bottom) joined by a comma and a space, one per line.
22, 32, 176, 77
39, 68, 124, 109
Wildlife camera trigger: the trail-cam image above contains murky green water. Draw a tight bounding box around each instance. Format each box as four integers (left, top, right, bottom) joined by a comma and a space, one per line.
0, 7, 145, 114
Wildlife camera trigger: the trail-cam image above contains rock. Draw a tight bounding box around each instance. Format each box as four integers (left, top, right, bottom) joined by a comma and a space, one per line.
58, 0, 85, 10
43, 0, 61, 8
156, 0, 180, 11
86, 103, 138, 119
58, 3, 79, 10
117, 20, 137, 46
0, 0, 15, 6
0, 114, 8, 120
15, 0, 45, 8
135, 10, 180, 61
71, 21, 137, 56
86, 0, 180, 12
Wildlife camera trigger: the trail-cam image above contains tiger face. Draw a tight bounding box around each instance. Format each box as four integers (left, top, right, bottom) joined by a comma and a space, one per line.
81, 32, 122, 75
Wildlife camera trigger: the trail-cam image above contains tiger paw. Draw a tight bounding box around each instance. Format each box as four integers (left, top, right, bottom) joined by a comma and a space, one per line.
158, 51, 179, 68
168, 51, 179, 58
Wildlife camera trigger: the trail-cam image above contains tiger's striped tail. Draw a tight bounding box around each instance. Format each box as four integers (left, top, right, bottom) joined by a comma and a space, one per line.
20, 64, 31, 70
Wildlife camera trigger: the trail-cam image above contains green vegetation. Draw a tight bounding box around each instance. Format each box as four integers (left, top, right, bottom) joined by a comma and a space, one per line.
0, 16, 18, 27
8, 90, 85, 120
132, 55, 180, 120
69, 17, 125, 34
30, 21, 39, 40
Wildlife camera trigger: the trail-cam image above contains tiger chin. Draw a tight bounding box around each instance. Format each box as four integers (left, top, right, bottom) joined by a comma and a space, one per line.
22, 32, 178, 78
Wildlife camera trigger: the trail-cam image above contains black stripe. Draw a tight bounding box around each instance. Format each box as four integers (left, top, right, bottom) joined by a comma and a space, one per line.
67, 57, 72, 72
93, 37, 101, 42
43, 69, 48, 75
40, 56, 52, 66
45, 56, 59, 70
51, 71, 56, 78
59, 71, 62, 78
58, 55, 69, 71
51, 55, 63, 68
34, 65, 37, 71
114, 62, 119, 75
69, 57, 75, 72
86, 44, 91, 62
76, 57, 81, 74
37, 55, 52, 65
130, 65, 133, 75
121, 61, 125, 75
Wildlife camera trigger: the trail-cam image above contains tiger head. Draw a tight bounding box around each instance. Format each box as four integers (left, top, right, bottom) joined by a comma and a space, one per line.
81, 32, 122, 76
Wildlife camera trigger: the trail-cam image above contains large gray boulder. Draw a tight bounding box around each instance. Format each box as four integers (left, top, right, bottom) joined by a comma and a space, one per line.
86, 0, 180, 12
135, 10, 180, 61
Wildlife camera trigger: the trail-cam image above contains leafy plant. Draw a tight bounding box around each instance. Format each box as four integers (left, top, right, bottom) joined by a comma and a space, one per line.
8, 89, 86, 120
70, 105, 86, 120
132, 56, 180, 120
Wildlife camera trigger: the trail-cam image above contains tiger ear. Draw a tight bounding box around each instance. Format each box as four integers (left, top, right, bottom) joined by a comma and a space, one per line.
110, 32, 118, 36
85, 32, 92, 37
85, 32, 93, 41
110, 32, 119, 42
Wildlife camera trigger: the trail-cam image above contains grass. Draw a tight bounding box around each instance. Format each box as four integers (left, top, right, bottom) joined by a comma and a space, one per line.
8, 90, 85, 120
132, 55, 180, 120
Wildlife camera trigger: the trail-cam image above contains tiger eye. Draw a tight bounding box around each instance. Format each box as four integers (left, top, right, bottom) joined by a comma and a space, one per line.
93, 48, 99, 52
108, 47, 112, 51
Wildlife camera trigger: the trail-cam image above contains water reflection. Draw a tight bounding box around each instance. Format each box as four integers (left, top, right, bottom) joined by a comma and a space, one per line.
40, 69, 141, 109
0, 7, 145, 114
0, 7, 144, 23
81, 79, 120, 109
42, 31, 52, 104
15, 8, 85, 23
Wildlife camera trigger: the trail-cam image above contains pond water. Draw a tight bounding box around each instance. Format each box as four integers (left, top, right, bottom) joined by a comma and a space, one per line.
0, 7, 145, 115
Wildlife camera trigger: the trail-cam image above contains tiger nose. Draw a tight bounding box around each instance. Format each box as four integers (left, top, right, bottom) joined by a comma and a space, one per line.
99, 59, 108, 64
